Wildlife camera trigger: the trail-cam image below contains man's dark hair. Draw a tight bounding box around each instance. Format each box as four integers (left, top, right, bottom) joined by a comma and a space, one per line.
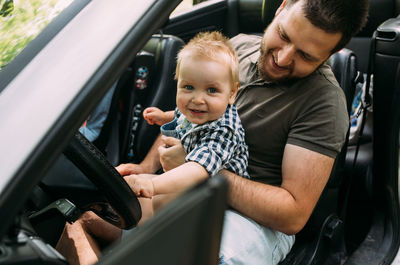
286, 0, 369, 53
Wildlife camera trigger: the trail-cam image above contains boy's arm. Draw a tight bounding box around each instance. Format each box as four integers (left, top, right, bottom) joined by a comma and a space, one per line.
163, 110, 175, 122
152, 161, 209, 195
124, 162, 208, 198
143, 107, 175, 126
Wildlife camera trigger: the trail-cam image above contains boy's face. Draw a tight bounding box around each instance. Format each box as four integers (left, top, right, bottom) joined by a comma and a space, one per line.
176, 55, 236, 125
258, 0, 342, 82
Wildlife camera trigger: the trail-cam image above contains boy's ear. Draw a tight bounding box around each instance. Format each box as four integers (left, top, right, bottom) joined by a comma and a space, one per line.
229, 82, 239, 104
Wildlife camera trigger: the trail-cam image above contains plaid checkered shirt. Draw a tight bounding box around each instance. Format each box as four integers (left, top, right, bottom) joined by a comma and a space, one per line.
161, 104, 249, 178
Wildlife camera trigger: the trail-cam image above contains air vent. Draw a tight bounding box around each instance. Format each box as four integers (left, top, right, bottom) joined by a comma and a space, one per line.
376, 30, 397, 41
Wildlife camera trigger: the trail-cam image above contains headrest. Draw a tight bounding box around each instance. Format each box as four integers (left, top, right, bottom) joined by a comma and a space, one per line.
236, 0, 396, 37
328, 48, 359, 114
261, 0, 282, 27
358, 0, 396, 37
236, 0, 281, 33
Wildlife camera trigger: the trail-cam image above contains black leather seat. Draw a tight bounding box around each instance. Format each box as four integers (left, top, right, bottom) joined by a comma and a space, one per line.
126, 35, 185, 163
279, 50, 360, 265
329, 49, 360, 115
345, 0, 395, 73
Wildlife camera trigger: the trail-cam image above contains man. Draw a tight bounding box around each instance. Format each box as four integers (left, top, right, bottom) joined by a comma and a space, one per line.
56, 0, 369, 264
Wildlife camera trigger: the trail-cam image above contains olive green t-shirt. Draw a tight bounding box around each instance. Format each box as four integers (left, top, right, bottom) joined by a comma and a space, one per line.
231, 34, 349, 185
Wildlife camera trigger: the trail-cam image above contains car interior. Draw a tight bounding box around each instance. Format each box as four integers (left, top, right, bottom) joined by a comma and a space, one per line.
2, 0, 400, 264
96, 0, 399, 264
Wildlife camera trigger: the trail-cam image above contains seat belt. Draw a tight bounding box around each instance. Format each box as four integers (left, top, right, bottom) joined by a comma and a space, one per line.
339, 34, 375, 222
126, 33, 164, 162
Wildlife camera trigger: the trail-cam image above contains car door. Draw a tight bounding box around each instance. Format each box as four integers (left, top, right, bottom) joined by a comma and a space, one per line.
0, 0, 181, 262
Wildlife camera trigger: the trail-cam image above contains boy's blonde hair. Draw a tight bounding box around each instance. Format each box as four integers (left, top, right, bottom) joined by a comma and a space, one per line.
175, 31, 239, 89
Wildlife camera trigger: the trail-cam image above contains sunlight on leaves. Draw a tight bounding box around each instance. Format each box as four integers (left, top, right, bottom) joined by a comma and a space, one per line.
0, 0, 73, 70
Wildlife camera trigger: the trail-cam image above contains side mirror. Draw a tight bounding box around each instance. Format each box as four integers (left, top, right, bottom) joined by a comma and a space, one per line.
0, 0, 14, 17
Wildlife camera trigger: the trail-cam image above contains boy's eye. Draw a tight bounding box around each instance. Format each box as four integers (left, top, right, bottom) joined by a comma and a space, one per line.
184, 85, 194, 90
207, 87, 217, 93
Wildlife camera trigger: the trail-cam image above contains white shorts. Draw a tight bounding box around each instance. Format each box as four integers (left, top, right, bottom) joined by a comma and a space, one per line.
219, 210, 295, 265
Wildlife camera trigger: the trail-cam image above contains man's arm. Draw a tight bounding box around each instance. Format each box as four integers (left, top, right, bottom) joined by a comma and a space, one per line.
220, 144, 334, 235
116, 135, 164, 175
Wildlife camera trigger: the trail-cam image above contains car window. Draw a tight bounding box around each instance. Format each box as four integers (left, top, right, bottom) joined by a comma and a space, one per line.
170, 0, 209, 17
0, 0, 73, 70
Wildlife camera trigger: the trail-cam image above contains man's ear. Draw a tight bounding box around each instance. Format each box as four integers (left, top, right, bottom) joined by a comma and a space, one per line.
275, 0, 287, 16
229, 82, 239, 104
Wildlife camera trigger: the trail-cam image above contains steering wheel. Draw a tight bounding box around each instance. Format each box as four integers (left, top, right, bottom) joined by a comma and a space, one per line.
62, 132, 142, 229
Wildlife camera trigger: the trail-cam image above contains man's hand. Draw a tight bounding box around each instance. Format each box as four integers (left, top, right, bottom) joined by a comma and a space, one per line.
124, 174, 156, 198
116, 163, 148, 176
158, 136, 186, 172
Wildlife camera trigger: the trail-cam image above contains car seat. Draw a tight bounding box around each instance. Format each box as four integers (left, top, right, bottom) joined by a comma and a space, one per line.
93, 34, 184, 165
345, 0, 396, 73
328, 49, 360, 115
343, 13, 400, 264
279, 50, 360, 265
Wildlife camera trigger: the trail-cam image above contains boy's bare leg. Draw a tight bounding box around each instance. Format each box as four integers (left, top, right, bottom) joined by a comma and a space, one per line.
56, 211, 122, 265
138, 197, 154, 225
56, 196, 154, 265
152, 193, 181, 211
56, 136, 167, 264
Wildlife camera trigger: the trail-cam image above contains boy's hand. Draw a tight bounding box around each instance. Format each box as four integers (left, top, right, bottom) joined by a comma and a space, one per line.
124, 174, 155, 198
143, 107, 167, 126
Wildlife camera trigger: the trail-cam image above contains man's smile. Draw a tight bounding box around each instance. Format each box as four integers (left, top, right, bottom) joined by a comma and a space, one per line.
271, 53, 291, 72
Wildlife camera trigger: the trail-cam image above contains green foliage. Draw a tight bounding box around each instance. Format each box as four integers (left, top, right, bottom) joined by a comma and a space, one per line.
0, 0, 72, 70
0, 0, 14, 17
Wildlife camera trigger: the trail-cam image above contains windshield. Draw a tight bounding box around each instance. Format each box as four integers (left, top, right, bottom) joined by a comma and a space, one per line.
0, 0, 73, 70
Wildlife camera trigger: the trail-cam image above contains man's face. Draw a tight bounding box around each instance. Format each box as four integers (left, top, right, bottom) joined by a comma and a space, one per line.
258, 0, 342, 82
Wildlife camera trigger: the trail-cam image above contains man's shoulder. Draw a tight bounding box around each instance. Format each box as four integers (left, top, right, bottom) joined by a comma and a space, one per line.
230, 34, 261, 52
230, 34, 261, 82
298, 63, 342, 95
296, 63, 347, 113
314, 63, 341, 88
